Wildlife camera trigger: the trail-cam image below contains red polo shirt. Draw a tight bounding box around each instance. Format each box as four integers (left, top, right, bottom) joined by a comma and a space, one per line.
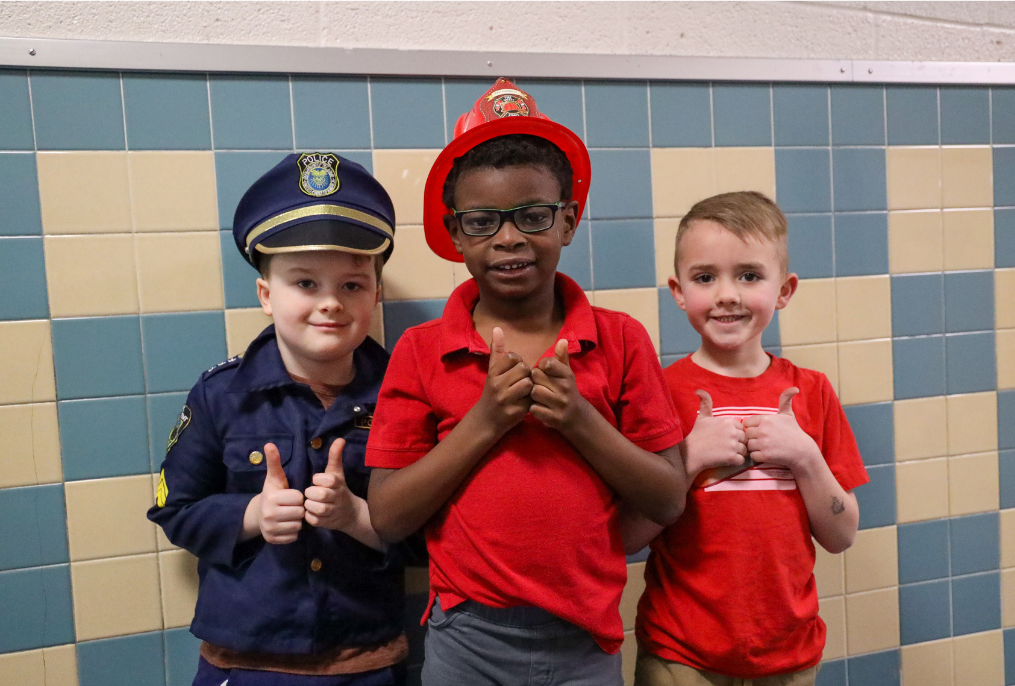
366, 273, 683, 653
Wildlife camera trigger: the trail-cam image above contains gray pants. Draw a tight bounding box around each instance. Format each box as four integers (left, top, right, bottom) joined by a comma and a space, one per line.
421, 598, 623, 686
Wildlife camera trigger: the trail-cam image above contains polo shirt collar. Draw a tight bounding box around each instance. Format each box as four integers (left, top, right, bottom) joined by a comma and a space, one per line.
439, 273, 598, 360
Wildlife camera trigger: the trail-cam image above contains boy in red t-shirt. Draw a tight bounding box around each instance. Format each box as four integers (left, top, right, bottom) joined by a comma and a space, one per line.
632, 192, 869, 686
364, 79, 687, 686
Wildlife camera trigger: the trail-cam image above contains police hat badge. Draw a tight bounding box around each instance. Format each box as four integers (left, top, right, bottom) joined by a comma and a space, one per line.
298, 153, 340, 197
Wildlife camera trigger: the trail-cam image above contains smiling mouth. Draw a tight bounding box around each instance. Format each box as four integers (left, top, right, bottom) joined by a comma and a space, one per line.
490, 260, 534, 272
712, 315, 747, 323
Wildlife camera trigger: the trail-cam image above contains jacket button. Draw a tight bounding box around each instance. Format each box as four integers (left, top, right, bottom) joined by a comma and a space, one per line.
310, 558, 323, 572
353, 406, 362, 413
248, 451, 264, 465
309, 437, 323, 450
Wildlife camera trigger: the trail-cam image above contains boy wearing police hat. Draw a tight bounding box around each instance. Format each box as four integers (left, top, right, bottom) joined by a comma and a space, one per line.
148, 153, 415, 686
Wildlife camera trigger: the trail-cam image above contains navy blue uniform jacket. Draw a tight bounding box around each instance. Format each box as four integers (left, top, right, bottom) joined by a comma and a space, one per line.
148, 326, 411, 655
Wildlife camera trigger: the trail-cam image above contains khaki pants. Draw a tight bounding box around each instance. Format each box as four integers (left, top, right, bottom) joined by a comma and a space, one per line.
634, 649, 819, 686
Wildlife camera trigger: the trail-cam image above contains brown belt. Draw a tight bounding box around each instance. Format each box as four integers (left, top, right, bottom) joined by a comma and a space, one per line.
200, 634, 408, 676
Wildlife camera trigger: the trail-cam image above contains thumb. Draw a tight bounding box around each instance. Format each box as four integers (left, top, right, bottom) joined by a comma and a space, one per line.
554, 339, 569, 367
490, 326, 506, 365
325, 438, 346, 476
778, 387, 799, 415
695, 390, 713, 418
263, 443, 288, 490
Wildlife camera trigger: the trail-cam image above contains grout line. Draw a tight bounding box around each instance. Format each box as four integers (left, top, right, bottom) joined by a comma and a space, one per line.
26, 69, 39, 152
206, 74, 215, 151
441, 78, 448, 146
366, 76, 375, 151
119, 72, 129, 152
288, 75, 297, 152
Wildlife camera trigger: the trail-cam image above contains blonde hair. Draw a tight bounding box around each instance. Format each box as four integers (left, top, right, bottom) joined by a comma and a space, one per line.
674, 191, 789, 273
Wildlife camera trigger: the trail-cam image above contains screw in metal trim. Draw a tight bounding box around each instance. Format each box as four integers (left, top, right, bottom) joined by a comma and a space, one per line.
868, 68, 873, 74
840, 68, 845, 73
28, 49, 36, 56
487, 61, 493, 67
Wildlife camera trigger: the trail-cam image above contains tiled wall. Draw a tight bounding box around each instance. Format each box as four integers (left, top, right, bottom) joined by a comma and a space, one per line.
1, 68, 1013, 686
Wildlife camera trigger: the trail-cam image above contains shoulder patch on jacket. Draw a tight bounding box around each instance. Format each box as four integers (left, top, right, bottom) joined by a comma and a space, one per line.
203, 355, 241, 378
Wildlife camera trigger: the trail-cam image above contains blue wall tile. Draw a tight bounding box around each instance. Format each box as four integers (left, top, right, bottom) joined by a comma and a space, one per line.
712, 84, 771, 147
141, 311, 227, 394
209, 76, 292, 150
585, 81, 649, 148
338, 150, 373, 174
590, 219, 656, 289
887, 86, 939, 146
370, 79, 445, 149
51, 316, 145, 400
846, 649, 900, 686
762, 310, 780, 349
1005, 626, 1015, 686
898, 520, 950, 584
77, 631, 166, 686
944, 271, 994, 333
661, 353, 687, 368
951, 512, 1000, 576
58, 396, 150, 481
856, 463, 896, 529
0, 153, 43, 236
164, 628, 201, 686
891, 273, 944, 337
0, 564, 74, 652
899, 579, 952, 644
775, 148, 831, 213
123, 73, 211, 150
0, 71, 35, 150
148, 392, 191, 471
515, 80, 585, 141
940, 87, 990, 145
292, 76, 371, 150
0, 236, 48, 319
893, 335, 945, 400
997, 208, 1015, 267
0, 485, 68, 571
214, 152, 289, 229
382, 298, 447, 353
844, 402, 894, 466
443, 79, 493, 141
832, 149, 887, 212
588, 149, 653, 219
994, 87, 1015, 145
834, 212, 889, 276
830, 85, 885, 146
659, 286, 699, 356
558, 221, 592, 291
31, 71, 125, 150
1001, 450, 1015, 510
945, 331, 997, 394
952, 571, 1001, 636
787, 214, 834, 278
773, 85, 829, 147
995, 149, 1015, 208
219, 230, 262, 308
649, 82, 712, 148
1001, 390, 1015, 450
815, 659, 846, 686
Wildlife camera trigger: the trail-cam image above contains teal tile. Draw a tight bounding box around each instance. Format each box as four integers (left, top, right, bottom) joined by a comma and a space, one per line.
649, 82, 712, 148
951, 512, 1000, 576
834, 212, 888, 276
996, 149, 1015, 209
952, 572, 1001, 636
443, 79, 495, 141
31, 71, 125, 150
831, 84, 885, 146
893, 335, 945, 400
51, 316, 145, 400
514, 80, 585, 140
292, 76, 371, 150
141, 311, 227, 393
787, 214, 833, 279
123, 73, 211, 150
815, 660, 845, 686
588, 149, 653, 219
773, 85, 829, 146
846, 649, 900, 686
337, 150, 372, 174
164, 628, 200, 686
993, 87, 1015, 145
0, 485, 68, 571
383, 298, 446, 353
887, 86, 939, 146
220, 229, 261, 308
944, 271, 994, 333
590, 219, 655, 289
1005, 627, 1015, 685
945, 331, 996, 394
844, 402, 894, 466
370, 78, 444, 149
585, 81, 649, 148
899, 579, 951, 644
940, 87, 989, 145
712, 84, 771, 147
0, 71, 35, 150
0, 564, 74, 652
0, 236, 49, 319
214, 151, 288, 229
761, 310, 780, 349
832, 148, 887, 212
659, 287, 698, 356
891, 273, 944, 337
209, 76, 292, 150
856, 463, 895, 529
775, 148, 831, 213
1001, 450, 1015, 509
557, 219, 591, 291
997, 208, 1015, 267
898, 520, 949, 583
147, 392, 189, 471
58, 396, 150, 481
0, 153, 43, 235
77, 631, 166, 686
1001, 390, 1015, 450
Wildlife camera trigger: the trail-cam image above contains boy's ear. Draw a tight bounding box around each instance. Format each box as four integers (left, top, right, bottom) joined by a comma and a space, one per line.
668, 275, 688, 311
775, 272, 799, 310
559, 200, 579, 247
444, 214, 466, 255
256, 277, 273, 317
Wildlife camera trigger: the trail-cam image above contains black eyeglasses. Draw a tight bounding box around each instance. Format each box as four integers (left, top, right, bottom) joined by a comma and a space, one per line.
451, 202, 566, 237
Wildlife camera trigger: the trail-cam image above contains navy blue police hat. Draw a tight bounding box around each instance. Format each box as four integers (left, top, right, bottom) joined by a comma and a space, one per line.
233, 152, 395, 267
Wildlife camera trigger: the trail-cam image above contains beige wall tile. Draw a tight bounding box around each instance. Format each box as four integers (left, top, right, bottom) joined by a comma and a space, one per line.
44, 234, 139, 317
71, 554, 163, 641
368, 301, 384, 350
1002, 509, 1015, 569
621, 630, 637, 686
371, 149, 441, 226
997, 269, 1015, 330
780, 343, 839, 392
129, 151, 219, 232
452, 261, 473, 287
941, 147, 993, 209
949, 452, 999, 515
383, 225, 457, 301
152, 475, 179, 551
654, 218, 680, 286
887, 147, 941, 210
135, 232, 224, 312
889, 210, 944, 274
37, 152, 132, 234
159, 549, 199, 629
0, 645, 78, 686
621, 561, 646, 632
953, 630, 1004, 686
41, 644, 77, 686
0, 403, 62, 488
845, 525, 898, 593
947, 392, 998, 455
897, 457, 950, 523
65, 475, 157, 561
836, 276, 891, 342
713, 147, 776, 199
895, 396, 948, 461
1003, 568, 1015, 626
901, 639, 953, 686
0, 320, 56, 404
779, 278, 837, 346
819, 596, 846, 660
999, 329, 1015, 390
845, 587, 900, 654
838, 339, 894, 405
650, 148, 716, 218
224, 307, 273, 358
814, 544, 844, 598
943, 209, 994, 271
592, 288, 661, 354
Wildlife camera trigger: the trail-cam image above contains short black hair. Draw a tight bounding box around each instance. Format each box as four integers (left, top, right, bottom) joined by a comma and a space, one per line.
442, 134, 573, 209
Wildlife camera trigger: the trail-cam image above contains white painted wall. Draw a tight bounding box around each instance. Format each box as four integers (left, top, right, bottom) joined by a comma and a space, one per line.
2, 1, 1015, 62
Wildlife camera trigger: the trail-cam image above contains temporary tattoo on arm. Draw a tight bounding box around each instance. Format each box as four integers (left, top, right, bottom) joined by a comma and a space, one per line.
831, 496, 846, 515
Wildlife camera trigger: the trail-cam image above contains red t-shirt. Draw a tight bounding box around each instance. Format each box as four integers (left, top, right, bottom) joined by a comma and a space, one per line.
366, 274, 684, 654
636, 355, 869, 677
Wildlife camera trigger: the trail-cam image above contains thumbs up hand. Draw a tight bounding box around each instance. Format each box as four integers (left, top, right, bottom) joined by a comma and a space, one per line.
258, 442, 306, 544
530, 339, 588, 433
682, 390, 749, 482
742, 387, 820, 472
475, 327, 533, 434
304, 439, 359, 531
